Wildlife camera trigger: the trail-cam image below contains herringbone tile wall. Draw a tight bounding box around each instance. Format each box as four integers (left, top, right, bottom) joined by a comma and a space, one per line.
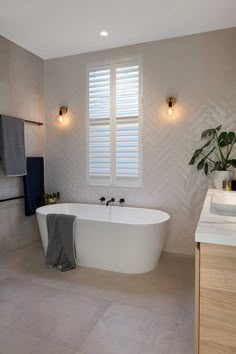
45, 28, 236, 255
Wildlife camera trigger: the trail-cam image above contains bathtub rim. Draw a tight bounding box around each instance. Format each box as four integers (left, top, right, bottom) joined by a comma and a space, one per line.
36, 203, 170, 226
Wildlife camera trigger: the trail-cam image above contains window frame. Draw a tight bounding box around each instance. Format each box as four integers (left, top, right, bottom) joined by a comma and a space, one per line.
86, 57, 143, 187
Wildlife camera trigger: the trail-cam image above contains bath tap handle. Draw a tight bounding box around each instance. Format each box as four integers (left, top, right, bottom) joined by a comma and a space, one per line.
99, 197, 105, 203
119, 198, 125, 205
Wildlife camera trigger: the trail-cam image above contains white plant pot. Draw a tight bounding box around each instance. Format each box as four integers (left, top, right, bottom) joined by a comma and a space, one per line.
213, 171, 233, 190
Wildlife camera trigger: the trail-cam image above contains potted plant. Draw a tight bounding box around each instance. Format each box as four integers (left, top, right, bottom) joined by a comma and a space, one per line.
43, 192, 60, 205
189, 125, 236, 189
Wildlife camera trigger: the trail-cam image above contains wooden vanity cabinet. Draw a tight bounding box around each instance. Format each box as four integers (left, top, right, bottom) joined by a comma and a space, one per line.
195, 242, 236, 354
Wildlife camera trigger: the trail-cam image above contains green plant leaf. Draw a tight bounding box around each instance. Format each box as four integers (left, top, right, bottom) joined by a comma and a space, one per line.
219, 131, 235, 147
214, 161, 224, 171
201, 125, 221, 139
218, 132, 228, 147
197, 158, 204, 170
189, 156, 195, 165
228, 159, 236, 168
226, 132, 236, 146
188, 139, 213, 165
201, 128, 215, 139
227, 131, 235, 142
189, 148, 202, 164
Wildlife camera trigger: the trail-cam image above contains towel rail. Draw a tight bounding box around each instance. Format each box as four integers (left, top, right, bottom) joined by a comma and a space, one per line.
0, 196, 24, 203
0, 115, 43, 126
0, 117, 42, 203
24, 119, 43, 126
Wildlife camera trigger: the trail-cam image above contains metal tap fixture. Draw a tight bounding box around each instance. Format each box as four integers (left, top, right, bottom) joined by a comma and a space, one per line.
106, 198, 115, 206
119, 198, 125, 205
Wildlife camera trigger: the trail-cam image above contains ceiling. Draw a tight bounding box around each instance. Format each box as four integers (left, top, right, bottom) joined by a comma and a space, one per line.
0, 0, 235, 59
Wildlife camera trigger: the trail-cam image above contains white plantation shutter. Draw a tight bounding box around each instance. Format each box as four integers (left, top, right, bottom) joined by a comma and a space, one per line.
88, 65, 111, 181
88, 59, 142, 186
116, 64, 139, 179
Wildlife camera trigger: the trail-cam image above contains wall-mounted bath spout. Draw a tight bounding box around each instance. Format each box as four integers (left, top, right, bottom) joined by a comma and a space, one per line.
106, 198, 115, 206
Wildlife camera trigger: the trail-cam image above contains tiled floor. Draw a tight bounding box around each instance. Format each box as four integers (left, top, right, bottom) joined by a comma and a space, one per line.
0, 241, 194, 354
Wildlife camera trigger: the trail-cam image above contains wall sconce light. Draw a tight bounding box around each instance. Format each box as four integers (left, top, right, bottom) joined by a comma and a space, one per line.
166, 97, 176, 116
58, 106, 68, 123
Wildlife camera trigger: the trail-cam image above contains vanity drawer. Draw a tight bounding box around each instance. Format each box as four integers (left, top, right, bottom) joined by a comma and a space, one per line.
198, 243, 236, 353
200, 288, 236, 352
200, 243, 236, 292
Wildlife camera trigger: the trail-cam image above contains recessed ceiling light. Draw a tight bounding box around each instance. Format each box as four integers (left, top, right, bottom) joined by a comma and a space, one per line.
100, 31, 108, 37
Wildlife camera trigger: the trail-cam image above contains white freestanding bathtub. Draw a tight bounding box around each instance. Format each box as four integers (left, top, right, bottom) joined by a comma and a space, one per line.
36, 204, 170, 274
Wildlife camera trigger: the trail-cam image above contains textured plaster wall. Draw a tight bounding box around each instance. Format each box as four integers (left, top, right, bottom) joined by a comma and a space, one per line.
0, 35, 44, 253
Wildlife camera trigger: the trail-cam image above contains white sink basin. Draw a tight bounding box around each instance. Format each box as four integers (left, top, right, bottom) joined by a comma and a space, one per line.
210, 190, 236, 216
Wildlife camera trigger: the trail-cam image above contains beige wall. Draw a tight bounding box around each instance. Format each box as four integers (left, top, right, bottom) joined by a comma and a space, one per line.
44, 28, 236, 255
0, 35, 44, 253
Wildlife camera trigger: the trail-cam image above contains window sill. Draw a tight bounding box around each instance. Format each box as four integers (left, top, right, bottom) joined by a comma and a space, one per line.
88, 178, 142, 188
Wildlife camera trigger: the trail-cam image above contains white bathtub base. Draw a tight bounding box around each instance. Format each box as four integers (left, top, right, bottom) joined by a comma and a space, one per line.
76, 220, 166, 274
36, 203, 170, 274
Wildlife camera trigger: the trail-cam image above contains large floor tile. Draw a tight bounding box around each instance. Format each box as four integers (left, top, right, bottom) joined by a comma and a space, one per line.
81, 303, 178, 354
144, 331, 194, 354
13, 290, 111, 350
0, 326, 74, 354
0, 277, 57, 327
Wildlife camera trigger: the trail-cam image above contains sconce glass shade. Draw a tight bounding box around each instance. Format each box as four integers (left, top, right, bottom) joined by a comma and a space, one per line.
166, 97, 176, 116
58, 106, 68, 123
168, 107, 173, 115
58, 110, 63, 123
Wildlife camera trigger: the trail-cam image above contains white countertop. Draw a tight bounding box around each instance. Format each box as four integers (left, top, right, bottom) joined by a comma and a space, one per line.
195, 188, 236, 246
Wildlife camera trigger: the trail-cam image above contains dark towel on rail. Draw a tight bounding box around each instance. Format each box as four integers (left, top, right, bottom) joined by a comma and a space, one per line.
0, 115, 26, 176
23, 157, 44, 216
46, 214, 77, 272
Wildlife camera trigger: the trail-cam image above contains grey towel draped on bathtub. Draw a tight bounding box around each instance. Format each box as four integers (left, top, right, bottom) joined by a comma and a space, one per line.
0, 115, 26, 176
46, 214, 77, 272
